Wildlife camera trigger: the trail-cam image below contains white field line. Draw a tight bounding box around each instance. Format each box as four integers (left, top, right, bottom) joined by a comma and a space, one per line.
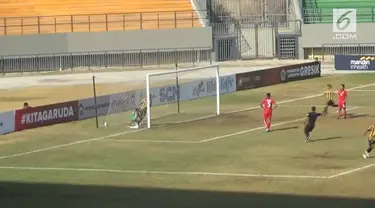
0, 166, 328, 179
160, 82, 375, 126
0, 129, 146, 160
198, 107, 359, 143
0, 163, 374, 179
279, 104, 373, 108
350, 89, 375, 92
103, 139, 198, 143
0, 83, 374, 160
216, 83, 375, 115
278, 104, 328, 108
327, 163, 375, 179
104, 106, 359, 144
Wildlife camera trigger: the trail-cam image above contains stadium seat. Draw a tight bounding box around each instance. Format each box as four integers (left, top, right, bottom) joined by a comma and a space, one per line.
303, 0, 375, 23
0, 0, 202, 35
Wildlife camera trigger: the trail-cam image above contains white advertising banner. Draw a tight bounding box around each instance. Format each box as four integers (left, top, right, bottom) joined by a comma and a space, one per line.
150, 74, 236, 106
0, 111, 15, 135
76, 75, 236, 120
78, 95, 111, 120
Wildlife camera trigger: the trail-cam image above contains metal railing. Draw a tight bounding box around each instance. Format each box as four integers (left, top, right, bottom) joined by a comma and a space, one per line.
0, 10, 207, 36
304, 7, 375, 24
321, 43, 375, 61
207, 0, 291, 23
211, 20, 300, 60
0, 47, 212, 73
212, 20, 301, 34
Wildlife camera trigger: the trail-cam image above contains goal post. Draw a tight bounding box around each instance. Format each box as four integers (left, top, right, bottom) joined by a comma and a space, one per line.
146, 64, 221, 128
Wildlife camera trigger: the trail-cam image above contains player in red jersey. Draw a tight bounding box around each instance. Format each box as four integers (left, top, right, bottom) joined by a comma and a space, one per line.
260, 93, 277, 132
337, 84, 348, 119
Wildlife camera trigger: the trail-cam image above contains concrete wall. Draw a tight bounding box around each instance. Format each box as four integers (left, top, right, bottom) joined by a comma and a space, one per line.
0, 34, 69, 56
300, 23, 375, 48
0, 27, 212, 56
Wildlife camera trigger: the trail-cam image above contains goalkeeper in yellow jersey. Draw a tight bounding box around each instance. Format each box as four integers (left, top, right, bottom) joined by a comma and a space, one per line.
130, 97, 149, 129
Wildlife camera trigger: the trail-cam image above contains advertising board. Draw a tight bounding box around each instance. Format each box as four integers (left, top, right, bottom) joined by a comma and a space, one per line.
279, 61, 321, 83
236, 70, 265, 91
263, 67, 282, 86
335, 55, 375, 70
236, 61, 321, 91
14, 101, 78, 131
0, 111, 15, 135
78, 95, 110, 120
150, 75, 236, 106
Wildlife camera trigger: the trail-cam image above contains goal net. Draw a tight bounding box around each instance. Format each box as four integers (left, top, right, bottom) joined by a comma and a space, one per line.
144, 64, 222, 128
91, 75, 145, 128
99, 64, 237, 129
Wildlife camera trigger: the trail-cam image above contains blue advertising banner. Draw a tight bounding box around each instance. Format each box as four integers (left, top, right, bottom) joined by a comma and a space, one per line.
335, 55, 375, 70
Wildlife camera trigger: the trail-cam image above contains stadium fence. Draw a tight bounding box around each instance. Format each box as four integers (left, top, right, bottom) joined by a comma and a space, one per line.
211, 20, 301, 60
0, 47, 212, 73
0, 10, 207, 36
193, 0, 291, 23
321, 43, 375, 61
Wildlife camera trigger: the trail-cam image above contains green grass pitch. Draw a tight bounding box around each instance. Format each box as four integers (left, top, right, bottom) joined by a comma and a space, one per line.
1, 73, 375, 207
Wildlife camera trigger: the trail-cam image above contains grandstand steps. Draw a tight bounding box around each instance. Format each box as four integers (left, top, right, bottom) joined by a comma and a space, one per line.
210, 0, 288, 23
0, 0, 202, 35
0, 0, 195, 16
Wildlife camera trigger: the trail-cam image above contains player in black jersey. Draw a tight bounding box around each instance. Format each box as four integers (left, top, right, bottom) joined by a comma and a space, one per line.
363, 125, 375, 158
304, 106, 322, 142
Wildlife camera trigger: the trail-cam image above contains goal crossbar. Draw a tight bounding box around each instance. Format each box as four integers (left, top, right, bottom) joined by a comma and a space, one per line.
146, 64, 220, 128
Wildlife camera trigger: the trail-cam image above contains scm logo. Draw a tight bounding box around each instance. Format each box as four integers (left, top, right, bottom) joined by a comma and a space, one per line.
159, 86, 179, 103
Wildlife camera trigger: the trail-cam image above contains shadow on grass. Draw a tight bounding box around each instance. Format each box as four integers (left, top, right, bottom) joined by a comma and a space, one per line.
272, 126, 299, 132
347, 114, 370, 119
314, 136, 342, 142
1, 181, 374, 208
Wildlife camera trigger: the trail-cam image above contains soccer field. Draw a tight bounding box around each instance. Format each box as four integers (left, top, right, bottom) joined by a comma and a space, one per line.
1, 73, 375, 207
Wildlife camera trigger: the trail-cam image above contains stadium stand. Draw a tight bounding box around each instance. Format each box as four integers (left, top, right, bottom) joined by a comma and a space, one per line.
0, 0, 202, 35
303, 0, 375, 23
209, 0, 288, 23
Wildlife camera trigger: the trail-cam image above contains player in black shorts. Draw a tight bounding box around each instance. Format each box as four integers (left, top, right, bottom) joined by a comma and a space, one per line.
304, 106, 322, 142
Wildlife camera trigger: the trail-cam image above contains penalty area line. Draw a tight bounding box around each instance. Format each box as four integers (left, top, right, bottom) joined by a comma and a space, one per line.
102, 139, 199, 143
0, 129, 146, 160
350, 89, 375, 92
199, 107, 359, 143
0, 166, 327, 179
0, 163, 372, 180
103, 107, 359, 144
0, 82, 373, 160
278, 104, 327, 108
166, 83, 375, 126
217, 82, 375, 115
327, 163, 375, 179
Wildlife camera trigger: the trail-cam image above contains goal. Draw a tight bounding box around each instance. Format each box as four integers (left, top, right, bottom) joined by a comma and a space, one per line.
99, 64, 231, 129
145, 64, 221, 128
